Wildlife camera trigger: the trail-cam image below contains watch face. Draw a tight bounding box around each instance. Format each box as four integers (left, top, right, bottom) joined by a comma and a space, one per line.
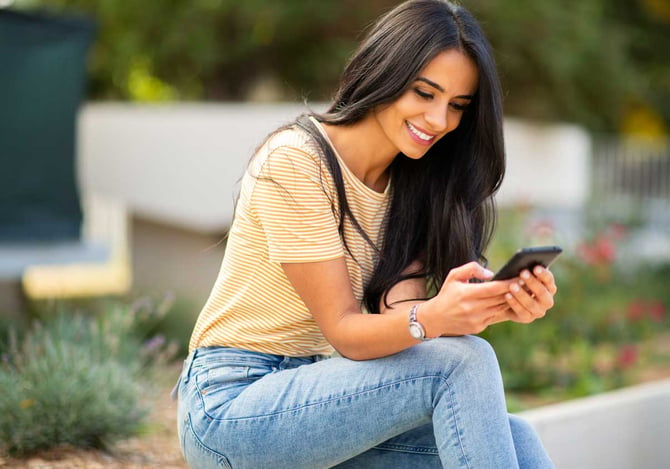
409, 322, 424, 340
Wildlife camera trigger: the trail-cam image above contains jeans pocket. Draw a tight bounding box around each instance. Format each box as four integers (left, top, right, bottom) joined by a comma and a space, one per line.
195, 363, 272, 418
182, 413, 232, 469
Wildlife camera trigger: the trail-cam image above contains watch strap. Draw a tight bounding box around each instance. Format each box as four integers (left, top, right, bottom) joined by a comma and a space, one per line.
409, 304, 430, 341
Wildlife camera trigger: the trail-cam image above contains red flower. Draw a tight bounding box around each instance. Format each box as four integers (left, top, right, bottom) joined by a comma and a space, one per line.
577, 242, 596, 264
606, 223, 628, 241
627, 301, 646, 322
648, 301, 666, 323
617, 344, 638, 369
577, 237, 617, 266
526, 219, 555, 239
594, 236, 616, 264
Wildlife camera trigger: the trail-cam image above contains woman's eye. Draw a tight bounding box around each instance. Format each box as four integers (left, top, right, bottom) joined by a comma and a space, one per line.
450, 102, 469, 112
413, 88, 433, 100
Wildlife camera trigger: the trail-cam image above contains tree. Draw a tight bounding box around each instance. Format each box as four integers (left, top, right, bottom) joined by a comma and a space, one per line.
15, 0, 668, 133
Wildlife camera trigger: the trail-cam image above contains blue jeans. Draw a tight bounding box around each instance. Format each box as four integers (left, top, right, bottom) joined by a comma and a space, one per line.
176, 336, 553, 468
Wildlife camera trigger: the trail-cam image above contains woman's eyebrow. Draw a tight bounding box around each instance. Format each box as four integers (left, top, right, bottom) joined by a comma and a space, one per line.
415, 77, 474, 100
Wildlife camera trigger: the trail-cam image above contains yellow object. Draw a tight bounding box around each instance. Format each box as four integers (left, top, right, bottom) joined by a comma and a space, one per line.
621, 103, 667, 140
641, 0, 670, 23
22, 253, 131, 299
22, 194, 132, 299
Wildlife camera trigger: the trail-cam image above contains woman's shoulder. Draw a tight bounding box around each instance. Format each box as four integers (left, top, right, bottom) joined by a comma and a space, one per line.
267, 123, 321, 156
252, 122, 325, 174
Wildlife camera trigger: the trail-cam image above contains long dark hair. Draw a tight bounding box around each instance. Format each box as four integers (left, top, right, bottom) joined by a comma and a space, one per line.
293, 0, 505, 313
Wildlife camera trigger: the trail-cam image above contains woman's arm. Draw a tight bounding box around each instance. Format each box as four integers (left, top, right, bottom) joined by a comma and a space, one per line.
282, 258, 516, 360
379, 260, 427, 314
282, 258, 418, 360
381, 261, 519, 338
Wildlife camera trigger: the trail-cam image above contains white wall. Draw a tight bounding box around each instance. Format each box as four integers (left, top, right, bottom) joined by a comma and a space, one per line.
78, 103, 591, 233
78, 103, 318, 233
520, 378, 670, 469
499, 119, 591, 209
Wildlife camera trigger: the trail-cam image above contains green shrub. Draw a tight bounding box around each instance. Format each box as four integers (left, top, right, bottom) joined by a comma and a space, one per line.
0, 297, 177, 456
483, 207, 670, 405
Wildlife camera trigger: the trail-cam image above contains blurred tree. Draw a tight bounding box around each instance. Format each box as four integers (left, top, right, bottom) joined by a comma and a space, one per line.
468, 0, 670, 130
608, 0, 670, 136
14, 0, 396, 101
13, 0, 668, 133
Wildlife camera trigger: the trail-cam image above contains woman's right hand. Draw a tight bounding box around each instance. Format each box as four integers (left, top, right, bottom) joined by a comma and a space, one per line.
419, 261, 513, 337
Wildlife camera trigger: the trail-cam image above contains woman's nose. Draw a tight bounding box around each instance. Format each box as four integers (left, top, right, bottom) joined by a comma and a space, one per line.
424, 104, 449, 133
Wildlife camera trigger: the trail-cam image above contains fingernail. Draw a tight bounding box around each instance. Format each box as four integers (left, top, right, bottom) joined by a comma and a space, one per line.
505, 293, 513, 300
521, 270, 530, 279
511, 284, 520, 293
534, 266, 544, 275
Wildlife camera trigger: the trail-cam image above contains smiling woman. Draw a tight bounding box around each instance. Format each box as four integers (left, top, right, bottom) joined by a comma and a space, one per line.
371, 49, 479, 159
176, 1, 557, 468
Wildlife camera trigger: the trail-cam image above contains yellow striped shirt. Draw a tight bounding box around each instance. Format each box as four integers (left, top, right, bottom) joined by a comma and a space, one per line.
189, 118, 391, 356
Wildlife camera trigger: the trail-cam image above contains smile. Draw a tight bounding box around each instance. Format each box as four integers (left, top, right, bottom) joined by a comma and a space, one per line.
406, 121, 435, 144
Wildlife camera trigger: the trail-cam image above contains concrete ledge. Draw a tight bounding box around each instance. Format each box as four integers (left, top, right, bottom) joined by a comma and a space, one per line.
21, 193, 131, 299
78, 103, 592, 234
519, 378, 670, 469
78, 102, 318, 233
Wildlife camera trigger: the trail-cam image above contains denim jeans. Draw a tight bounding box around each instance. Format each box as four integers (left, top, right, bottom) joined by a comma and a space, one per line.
176, 336, 554, 468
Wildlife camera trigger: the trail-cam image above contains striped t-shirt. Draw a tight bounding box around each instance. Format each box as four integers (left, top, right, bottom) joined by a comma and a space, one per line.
188, 118, 392, 356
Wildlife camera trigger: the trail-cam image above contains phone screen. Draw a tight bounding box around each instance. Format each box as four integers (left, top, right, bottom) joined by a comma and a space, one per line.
492, 246, 562, 281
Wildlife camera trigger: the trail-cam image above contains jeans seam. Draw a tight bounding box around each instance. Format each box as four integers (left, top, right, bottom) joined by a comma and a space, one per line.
205, 374, 443, 422
443, 377, 472, 469
184, 412, 232, 469
374, 442, 439, 455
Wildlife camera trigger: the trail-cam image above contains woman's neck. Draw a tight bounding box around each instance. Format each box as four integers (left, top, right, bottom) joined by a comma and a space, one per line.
321, 115, 398, 193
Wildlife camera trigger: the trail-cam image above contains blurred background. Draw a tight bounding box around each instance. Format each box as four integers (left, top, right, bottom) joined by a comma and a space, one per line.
5, 0, 669, 128
0, 0, 669, 466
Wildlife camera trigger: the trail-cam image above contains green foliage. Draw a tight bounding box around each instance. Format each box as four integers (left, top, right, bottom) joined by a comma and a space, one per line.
483, 208, 670, 406
16, 0, 395, 101
467, 0, 669, 131
140, 295, 199, 357
14, 0, 668, 132
0, 296, 178, 456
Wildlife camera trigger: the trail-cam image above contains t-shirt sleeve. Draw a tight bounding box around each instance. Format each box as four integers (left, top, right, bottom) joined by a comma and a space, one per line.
250, 145, 344, 263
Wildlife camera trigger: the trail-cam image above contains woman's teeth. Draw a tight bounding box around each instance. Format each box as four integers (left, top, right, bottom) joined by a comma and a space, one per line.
407, 122, 433, 142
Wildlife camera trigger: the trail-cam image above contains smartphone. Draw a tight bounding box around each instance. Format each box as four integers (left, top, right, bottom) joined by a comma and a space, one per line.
492, 246, 562, 281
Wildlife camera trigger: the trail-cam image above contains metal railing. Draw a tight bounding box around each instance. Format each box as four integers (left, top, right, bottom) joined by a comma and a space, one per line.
590, 136, 670, 228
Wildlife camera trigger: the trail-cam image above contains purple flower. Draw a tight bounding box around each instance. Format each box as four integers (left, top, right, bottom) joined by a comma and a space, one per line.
142, 335, 166, 354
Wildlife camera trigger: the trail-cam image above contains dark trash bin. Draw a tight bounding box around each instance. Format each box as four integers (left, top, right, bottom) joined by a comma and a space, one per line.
0, 8, 95, 242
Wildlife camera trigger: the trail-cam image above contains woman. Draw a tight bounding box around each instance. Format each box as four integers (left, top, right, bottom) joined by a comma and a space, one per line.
176, 0, 557, 467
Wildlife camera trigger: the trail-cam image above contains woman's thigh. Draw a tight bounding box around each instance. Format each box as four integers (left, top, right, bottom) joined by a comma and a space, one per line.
178, 337, 507, 469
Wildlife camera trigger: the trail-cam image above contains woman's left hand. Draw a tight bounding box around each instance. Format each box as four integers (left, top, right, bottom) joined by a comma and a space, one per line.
503, 265, 557, 324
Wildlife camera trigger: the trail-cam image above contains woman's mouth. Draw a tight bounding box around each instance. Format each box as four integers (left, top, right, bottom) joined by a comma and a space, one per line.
406, 121, 435, 145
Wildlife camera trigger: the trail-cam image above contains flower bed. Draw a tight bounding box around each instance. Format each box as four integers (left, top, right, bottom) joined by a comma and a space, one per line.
483, 207, 670, 409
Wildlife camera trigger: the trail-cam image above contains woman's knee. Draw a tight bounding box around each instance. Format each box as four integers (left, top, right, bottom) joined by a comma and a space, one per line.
456, 334, 497, 360
411, 335, 502, 384
426, 335, 498, 365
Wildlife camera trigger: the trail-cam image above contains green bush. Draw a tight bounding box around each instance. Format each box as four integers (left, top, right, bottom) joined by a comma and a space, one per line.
16, 0, 669, 131
0, 297, 177, 456
482, 207, 670, 405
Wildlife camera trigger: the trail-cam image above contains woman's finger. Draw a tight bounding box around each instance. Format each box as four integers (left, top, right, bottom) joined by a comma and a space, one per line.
506, 282, 546, 323
518, 270, 554, 310
532, 266, 558, 295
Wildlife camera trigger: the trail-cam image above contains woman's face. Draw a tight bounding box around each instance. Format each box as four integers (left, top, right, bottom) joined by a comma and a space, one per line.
373, 49, 479, 159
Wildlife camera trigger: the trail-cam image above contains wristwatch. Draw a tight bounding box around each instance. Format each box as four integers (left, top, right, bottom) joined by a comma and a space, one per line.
409, 304, 430, 341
